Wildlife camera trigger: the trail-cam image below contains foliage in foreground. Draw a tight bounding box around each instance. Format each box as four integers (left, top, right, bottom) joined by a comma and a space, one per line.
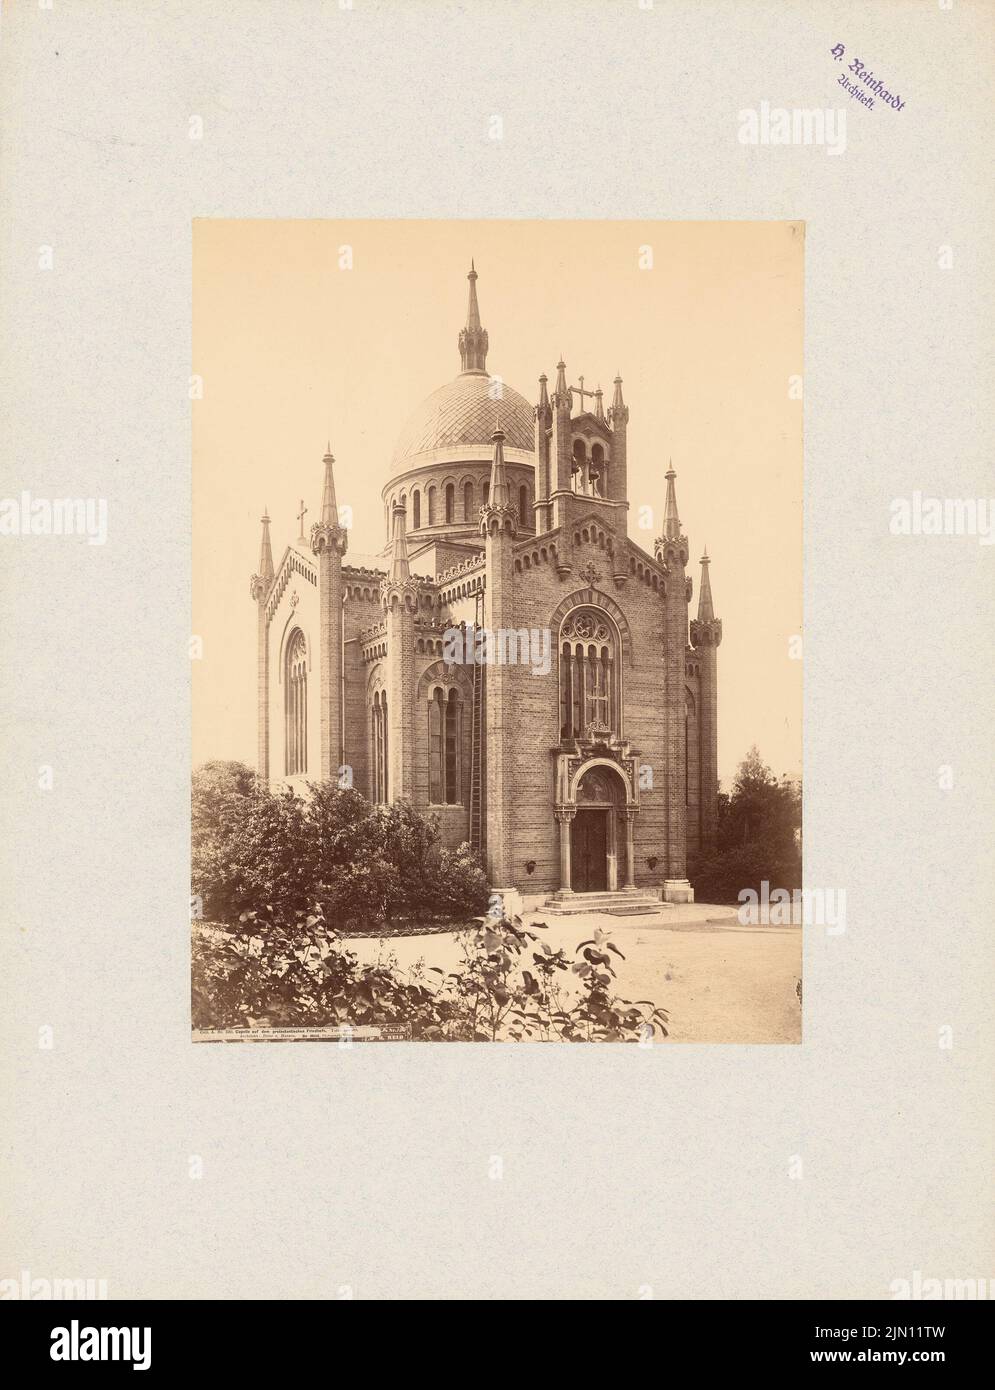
689, 746, 802, 905
192, 762, 490, 929
192, 906, 669, 1043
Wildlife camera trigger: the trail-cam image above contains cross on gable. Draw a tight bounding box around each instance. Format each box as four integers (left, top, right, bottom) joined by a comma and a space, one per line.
297, 499, 308, 539
570, 375, 597, 413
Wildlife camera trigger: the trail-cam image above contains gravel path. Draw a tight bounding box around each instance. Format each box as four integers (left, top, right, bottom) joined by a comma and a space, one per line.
347, 904, 803, 1044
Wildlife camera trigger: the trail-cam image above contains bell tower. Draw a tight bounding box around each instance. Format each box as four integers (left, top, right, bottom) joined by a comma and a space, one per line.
542, 360, 629, 540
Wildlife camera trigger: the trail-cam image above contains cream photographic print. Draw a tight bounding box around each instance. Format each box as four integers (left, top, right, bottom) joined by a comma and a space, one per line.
192, 220, 803, 1045
1, 0, 992, 1326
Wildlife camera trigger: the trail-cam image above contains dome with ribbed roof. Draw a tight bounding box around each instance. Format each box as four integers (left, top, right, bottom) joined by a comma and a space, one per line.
392, 371, 535, 465
388, 263, 536, 473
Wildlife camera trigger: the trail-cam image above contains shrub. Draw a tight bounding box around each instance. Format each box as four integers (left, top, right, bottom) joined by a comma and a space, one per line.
690, 838, 802, 905
191, 907, 669, 1043
191, 769, 490, 929
191, 904, 444, 1035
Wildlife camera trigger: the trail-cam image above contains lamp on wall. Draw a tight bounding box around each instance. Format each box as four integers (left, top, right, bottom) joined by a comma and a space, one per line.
524, 860, 536, 875
647, 856, 659, 871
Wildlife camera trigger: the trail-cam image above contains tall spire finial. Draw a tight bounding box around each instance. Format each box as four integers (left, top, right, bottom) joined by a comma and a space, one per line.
535, 372, 551, 426
311, 445, 347, 560
663, 461, 681, 540
553, 358, 570, 412
487, 421, 511, 510
258, 508, 274, 584
458, 261, 488, 372
609, 373, 629, 428
320, 443, 338, 525
697, 548, 715, 621
388, 500, 410, 582
465, 261, 480, 329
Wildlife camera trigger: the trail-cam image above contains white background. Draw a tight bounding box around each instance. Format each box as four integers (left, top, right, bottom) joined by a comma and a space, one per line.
1, 0, 992, 1299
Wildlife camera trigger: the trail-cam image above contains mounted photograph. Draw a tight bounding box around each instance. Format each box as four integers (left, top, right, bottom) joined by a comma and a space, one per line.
191, 220, 803, 1043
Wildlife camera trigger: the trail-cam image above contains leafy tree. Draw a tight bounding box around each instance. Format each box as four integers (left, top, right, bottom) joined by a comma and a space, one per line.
722, 746, 799, 851
191, 759, 259, 844
191, 761, 267, 922
689, 746, 802, 905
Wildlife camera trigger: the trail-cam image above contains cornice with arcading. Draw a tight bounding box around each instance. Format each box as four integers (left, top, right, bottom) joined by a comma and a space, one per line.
655, 531, 690, 570
413, 616, 457, 635
619, 532, 668, 576
690, 616, 723, 649
342, 562, 386, 581
343, 573, 385, 604
360, 619, 388, 664
437, 560, 486, 608
310, 520, 348, 557
264, 549, 317, 622
479, 504, 518, 537
380, 576, 421, 614
438, 552, 485, 584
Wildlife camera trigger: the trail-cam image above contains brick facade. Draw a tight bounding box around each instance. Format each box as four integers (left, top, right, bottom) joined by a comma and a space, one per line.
251, 266, 720, 903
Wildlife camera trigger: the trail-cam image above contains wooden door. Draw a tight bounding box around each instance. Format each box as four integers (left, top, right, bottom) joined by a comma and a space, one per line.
571, 809, 608, 893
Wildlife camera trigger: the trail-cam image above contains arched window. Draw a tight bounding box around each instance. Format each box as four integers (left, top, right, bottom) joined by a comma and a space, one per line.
429, 686, 462, 804
284, 629, 308, 775
685, 706, 690, 805
445, 689, 460, 803
445, 483, 455, 524
482, 480, 489, 507
427, 485, 436, 526
412, 490, 421, 529
429, 691, 442, 804
685, 687, 696, 808
371, 689, 388, 803
463, 480, 474, 520
558, 609, 618, 741
519, 484, 529, 526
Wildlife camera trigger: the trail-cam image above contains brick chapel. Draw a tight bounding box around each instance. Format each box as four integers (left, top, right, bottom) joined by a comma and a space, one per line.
249, 265, 722, 908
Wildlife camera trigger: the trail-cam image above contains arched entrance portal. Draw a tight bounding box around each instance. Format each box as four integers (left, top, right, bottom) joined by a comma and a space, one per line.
569, 765, 628, 893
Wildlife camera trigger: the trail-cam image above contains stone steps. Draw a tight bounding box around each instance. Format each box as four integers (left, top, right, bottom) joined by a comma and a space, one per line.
539, 891, 669, 917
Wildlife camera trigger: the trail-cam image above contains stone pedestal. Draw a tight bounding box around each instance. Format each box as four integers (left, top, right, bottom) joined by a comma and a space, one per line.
489, 886, 524, 921
663, 878, 695, 904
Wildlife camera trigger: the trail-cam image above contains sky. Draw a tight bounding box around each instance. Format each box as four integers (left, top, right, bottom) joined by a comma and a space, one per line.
193, 219, 803, 786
